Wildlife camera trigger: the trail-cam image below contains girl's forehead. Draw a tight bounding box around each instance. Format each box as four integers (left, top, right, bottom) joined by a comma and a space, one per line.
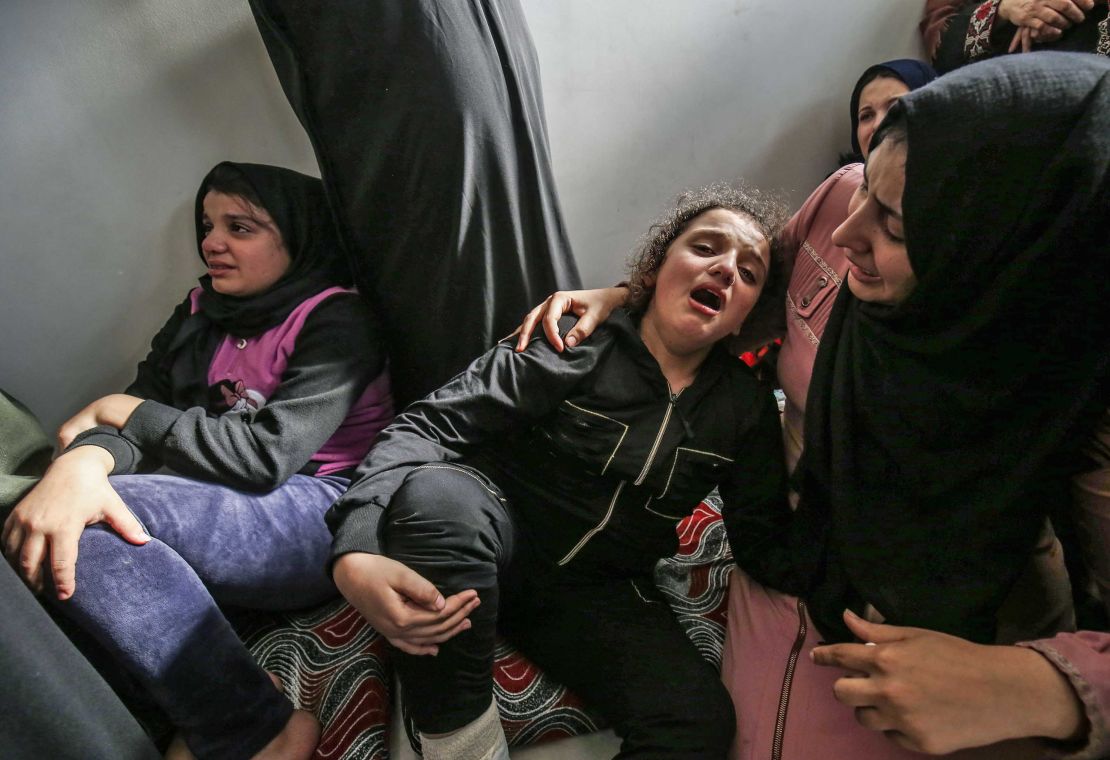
202, 191, 274, 222
684, 208, 769, 248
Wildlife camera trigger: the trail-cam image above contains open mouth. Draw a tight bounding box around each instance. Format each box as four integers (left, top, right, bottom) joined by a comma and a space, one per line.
690, 287, 722, 313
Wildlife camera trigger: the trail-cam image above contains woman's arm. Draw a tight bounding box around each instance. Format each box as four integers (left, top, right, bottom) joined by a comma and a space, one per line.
107, 294, 385, 491
811, 409, 1110, 757
928, 0, 1093, 72
512, 287, 629, 353
812, 611, 1087, 755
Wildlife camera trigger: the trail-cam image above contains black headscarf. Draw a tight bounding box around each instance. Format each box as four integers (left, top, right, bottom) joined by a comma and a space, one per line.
847, 59, 937, 158
162, 161, 349, 409
796, 53, 1110, 643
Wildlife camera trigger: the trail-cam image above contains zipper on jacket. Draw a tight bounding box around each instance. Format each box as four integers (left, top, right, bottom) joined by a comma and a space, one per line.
633, 390, 679, 486
771, 599, 808, 760
556, 480, 625, 566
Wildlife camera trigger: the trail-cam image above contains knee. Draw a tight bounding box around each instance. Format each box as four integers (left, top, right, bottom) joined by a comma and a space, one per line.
383, 465, 508, 567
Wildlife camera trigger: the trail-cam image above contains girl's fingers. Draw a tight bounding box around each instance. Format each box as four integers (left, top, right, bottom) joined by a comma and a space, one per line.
49, 529, 81, 600
400, 596, 480, 638
19, 533, 46, 592
403, 618, 474, 646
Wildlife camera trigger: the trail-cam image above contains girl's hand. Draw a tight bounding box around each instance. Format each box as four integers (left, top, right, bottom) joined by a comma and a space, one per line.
2, 447, 150, 599
333, 552, 480, 656
810, 609, 1085, 755
57, 394, 145, 449
510, 287, 629, 353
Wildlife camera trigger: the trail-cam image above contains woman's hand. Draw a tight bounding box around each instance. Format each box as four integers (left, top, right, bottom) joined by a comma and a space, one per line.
333, 552, 480, 656
998, 0, 1093, 44
511, 287, 629, 353
810, 609, 1086, 755
57, 393, 145, 449
2, 446, 150, 599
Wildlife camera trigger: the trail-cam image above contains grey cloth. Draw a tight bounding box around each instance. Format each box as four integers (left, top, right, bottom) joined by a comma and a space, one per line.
248, 0, 582, 406
0, 562, 161, 760
0, 389, 159, 760
0, 389, 51, 509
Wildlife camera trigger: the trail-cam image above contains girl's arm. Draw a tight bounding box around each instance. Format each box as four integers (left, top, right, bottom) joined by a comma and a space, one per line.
109, 293, 385, 491
328, 319, 615, 560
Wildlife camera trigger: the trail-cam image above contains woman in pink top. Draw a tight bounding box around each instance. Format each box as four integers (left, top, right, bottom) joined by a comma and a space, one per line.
2, 162, 393, 760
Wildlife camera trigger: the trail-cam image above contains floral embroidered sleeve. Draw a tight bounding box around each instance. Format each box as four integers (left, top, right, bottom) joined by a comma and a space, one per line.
930, 0, 1011, 73
965, 0, 1004, 60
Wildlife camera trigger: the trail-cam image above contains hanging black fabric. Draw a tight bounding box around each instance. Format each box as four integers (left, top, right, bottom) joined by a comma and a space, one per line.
247, 0, 582, 406
796, 53, 1110, 643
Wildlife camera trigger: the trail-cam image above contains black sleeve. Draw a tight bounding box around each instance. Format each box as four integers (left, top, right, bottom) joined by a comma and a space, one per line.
67, 425, 152, 475
327, 323, 614, 562
719, 386, 800, 595
112, 293, 386, 490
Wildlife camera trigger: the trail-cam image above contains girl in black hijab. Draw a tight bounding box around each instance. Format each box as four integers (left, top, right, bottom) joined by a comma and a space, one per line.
3, 162, 393, 759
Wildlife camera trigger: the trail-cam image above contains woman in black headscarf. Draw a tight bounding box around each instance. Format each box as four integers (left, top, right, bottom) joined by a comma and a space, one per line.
722, 53, 1110, 759
2, 162, 394, 759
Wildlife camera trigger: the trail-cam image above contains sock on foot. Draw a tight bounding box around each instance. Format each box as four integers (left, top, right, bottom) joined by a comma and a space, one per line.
419, 699, 509, 760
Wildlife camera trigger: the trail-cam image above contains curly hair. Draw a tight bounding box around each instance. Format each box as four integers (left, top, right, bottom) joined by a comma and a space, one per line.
624, 183, 791, 353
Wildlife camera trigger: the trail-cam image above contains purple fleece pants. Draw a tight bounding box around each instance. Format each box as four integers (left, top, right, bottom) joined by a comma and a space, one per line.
49, 473, 345, 760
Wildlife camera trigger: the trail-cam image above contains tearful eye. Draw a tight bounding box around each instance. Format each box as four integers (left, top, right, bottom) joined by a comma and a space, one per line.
691, 288, 721, 312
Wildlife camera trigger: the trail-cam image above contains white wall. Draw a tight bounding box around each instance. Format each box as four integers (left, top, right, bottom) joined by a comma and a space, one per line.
0, 1, 922, 431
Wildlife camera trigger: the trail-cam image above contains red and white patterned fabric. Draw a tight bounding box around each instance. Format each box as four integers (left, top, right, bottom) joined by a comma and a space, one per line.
240, 494, 733, 759
238, 599, 394, 760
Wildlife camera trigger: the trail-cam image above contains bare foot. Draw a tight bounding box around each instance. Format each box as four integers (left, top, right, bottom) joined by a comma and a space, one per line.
164, 733, 195, 760
163, 677, 317, 760
252, 709, 320, 760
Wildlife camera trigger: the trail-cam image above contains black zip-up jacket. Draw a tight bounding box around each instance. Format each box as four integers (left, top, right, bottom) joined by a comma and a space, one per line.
329, 309, 794, 584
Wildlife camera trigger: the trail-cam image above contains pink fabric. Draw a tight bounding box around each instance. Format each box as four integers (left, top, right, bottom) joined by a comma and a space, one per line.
722, 569, 1048, 760
189, 286, 393, 475
776, 164, 862, 425
1020, 632, 1110, 759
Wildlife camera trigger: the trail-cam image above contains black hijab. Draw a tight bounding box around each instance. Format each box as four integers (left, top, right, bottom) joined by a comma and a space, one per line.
796, 53, 1110, 643
162, 161, 349, 409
